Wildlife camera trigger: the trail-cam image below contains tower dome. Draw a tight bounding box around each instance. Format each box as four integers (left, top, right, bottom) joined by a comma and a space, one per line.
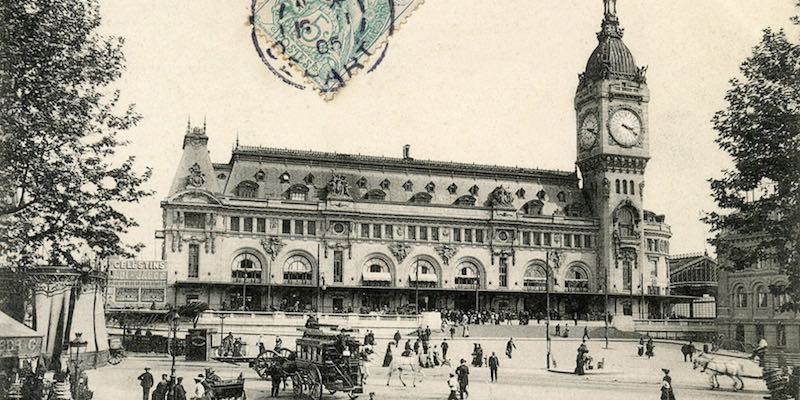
580, 1, 646, 85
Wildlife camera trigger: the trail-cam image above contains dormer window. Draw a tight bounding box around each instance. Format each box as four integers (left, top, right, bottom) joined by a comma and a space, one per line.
380, 179, 391, 190
557, 191, 566, 202
279, 171, 290, 184
364, 189, 386, 201
469, 185, 479, 196
409, 192, 432, 204
356, 177, 368, 188
286, 184, 309, 201
516, 188, 526, 199
522, 200, 544, 216
447, 183, 458, 194
254, 170, 266, 181
236, 181, 258, 198
426, 182, 436, 193
403, 180, 413, 192
537, 190, 547, 201
454, 195, 476, 207
304, 173, 315, 184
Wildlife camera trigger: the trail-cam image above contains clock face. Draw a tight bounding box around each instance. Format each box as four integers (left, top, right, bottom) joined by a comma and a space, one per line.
578, 113, 598, 150
608, 109, 642, 147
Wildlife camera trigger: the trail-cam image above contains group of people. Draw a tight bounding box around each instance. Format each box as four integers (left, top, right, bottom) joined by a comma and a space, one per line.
138, 367, 227, 400
382, 336, 450, 368
219, 333, 245, 357
637, 336, 656, 358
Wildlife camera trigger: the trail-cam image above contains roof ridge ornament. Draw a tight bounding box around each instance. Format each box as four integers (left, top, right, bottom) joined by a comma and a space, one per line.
598, 0, 624, 40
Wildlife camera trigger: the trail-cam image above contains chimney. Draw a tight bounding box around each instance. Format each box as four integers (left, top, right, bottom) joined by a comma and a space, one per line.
402, 144, 411, 160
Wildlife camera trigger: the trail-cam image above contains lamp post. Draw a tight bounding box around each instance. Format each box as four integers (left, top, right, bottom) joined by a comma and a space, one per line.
545, 257, 551, 370
168, 309, 180, 399
218, 313, 227, 353
69, 333, 88, 399
317, 275, 326, 313
415, 258, 420, 314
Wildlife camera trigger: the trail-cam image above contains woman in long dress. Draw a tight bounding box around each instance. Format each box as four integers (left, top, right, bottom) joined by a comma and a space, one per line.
660, 369, 676, 400
382, 343, 393, 367
574, 343, 589, 375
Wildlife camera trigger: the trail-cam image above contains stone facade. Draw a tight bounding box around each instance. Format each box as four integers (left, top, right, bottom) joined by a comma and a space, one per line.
159, 4, 675, 318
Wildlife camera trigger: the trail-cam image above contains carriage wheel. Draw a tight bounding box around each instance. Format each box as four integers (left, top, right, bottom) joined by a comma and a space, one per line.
253, 349, 284, 380
292, 372, 304, 398
108, 355, 121, 365
311, 366, 324, 400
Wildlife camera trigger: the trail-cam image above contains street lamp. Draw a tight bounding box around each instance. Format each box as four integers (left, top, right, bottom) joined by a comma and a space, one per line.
218, 313, 227, 353
168, 309, 180, 399
317, 275, 326, 313
69, 332, 88, 399
545, 258, 551, 370
414, 258, 420, 314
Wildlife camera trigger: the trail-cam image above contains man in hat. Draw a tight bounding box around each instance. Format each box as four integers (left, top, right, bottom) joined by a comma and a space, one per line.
173, 377, 187, 400
447, 372, 459, 400
191, 377, 205, 400
138, 367, 154, 400
488, 352, 499, 382
456, 359, 470, 400
152, 374, 169, 400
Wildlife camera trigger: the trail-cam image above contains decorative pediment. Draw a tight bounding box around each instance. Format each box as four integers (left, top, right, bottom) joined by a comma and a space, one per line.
169, 189, 223, 206
388, 243, 412, 263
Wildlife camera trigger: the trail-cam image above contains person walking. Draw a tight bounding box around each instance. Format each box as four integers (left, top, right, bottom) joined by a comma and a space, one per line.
488, 352, 499, 382
138, 367, 154, 400
637, 337, 645, 357
191, 377, 205, 400
505, 338, 516, 359
382, 343, 394, 367
582, 326, 590, 341
456, 359, 470, 400
152, 374, 169, 400
574, 342, 589, 376
447, 373, 459, 400
274, 336, 283, 351
441, 339, 449, 360
173, 377, 187, 400
450, 325, 456, 340
555, 323, 561, 337
463, 325, 470, 338
646, 337, 655, 358
660, 369, 676, 400
393, 330, 401, 346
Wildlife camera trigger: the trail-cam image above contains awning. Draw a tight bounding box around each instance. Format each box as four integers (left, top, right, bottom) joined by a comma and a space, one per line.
409, 273, 438, 283
0, 312, 42, 358
362, 271, 392, 282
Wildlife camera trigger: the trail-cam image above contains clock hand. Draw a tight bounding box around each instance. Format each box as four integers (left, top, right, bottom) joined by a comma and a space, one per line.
586, 128, 596, 134
621, 124, 637, 133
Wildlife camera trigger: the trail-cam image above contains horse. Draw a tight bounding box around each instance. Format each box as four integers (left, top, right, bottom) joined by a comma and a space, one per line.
386, 353, 425, 387
693, 352, 745, 391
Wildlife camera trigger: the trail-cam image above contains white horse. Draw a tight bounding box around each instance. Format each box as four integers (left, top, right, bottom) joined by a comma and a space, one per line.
693, 352, 745, 391
386, 353, 425, 387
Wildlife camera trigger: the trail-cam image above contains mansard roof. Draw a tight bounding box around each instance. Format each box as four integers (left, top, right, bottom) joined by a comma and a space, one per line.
230, 145, 577, 183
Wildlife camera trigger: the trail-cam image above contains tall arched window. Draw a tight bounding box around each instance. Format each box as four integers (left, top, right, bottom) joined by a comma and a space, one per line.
617, 207, 636, 237
523, 263, 546, 291
565, 265, 589, 292
284, 255, 313, 285
231, 252, 262, 282
455, 262, 480, 289
735, 286, 748, 308
409, 259, 438, 288
755, 285, 768, 308
615, 179, 621, 194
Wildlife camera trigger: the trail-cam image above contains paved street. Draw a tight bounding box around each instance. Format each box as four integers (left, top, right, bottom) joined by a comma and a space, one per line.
86, 338, 767, 400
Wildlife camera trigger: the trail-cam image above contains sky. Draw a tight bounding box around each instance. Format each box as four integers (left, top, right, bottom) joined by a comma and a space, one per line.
97, 0, 797, 259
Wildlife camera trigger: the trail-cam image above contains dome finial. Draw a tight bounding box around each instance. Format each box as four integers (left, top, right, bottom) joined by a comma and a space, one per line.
603, 0, 618, 21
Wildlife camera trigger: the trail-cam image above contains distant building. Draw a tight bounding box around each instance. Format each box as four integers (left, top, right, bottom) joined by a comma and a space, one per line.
668, 253, 717, 318
158, 4, 681, 320
716, 233, 795, 350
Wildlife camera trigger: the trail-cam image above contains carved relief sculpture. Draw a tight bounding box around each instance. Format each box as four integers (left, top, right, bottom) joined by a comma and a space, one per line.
326, 174, 351, 199
602, 178, 611, 198
434, 245, 458, 265
547, 249, 564, 270
186, 163, 205, 188
388, 243, 411, 263
488, 186, 515, 209
261, 237, 285, 261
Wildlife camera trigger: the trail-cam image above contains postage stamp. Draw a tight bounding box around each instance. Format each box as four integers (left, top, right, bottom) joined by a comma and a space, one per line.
251, 0, 424, 99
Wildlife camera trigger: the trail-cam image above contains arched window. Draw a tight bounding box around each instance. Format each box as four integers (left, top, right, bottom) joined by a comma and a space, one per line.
236, 181, 258, 198
735, 286, 747, 308
755, 285, 768, 308
617, 207, 636, 237
362, 258, 392, 287
454, 261, 480, 289
284, 255, 313, 285
565, 265, 589, 292
286, 184, 309, 201
615, 179, 620, 194
409, 192, 432, 204
630, 180, 635, 195
231, 252, 262, 282
774, 286, 788, 310
521, 200, 544, 216
523, 263, 546, 291
409, 259, 437, 288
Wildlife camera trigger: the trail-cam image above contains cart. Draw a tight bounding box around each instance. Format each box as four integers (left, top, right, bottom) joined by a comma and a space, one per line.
107, 338, 126, 365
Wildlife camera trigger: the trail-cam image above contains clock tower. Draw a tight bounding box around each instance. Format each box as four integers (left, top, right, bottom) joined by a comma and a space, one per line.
575, 0, 650, 314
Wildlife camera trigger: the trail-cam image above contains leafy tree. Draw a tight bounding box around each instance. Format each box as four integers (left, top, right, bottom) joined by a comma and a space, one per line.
704, 12, 800, 311
177, 302, 209, 329
0, 0, 151, 267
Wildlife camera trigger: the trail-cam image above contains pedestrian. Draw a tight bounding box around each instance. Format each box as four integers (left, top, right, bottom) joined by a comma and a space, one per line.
270, 366, 282, 397
456, 359, 470, 400
152, 374, 169, 400
582, 326, 590, 341
660, 369, 676, 400
637, 337, 645, 357
575, 342, 589, 375
274, 335, 283, 351
173, 377, 187, 400
442, 339, 449, 360
574, 312, 578, 326
191, 377, 205, 400
447, 373, 459, 400
646, 337, 655, 358
393, 330, 401, 346
138, 367, 154, 400
450, 325, 456, 340
463, 325, 470, 338
488, 352, 499, 382
751, 336, 768, 366
382, 343, 393, 367
555, 323, 561, 337
505, 338, 516, 359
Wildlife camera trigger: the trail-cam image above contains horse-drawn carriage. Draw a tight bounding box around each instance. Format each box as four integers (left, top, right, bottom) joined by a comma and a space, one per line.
248, 323, 364, 400
761, 350, 800, 400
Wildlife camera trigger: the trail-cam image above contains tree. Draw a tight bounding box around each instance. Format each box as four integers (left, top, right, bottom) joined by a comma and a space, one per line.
0, 0, 151, 267
177, 302, 209, 329
704, 11, 800, 311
